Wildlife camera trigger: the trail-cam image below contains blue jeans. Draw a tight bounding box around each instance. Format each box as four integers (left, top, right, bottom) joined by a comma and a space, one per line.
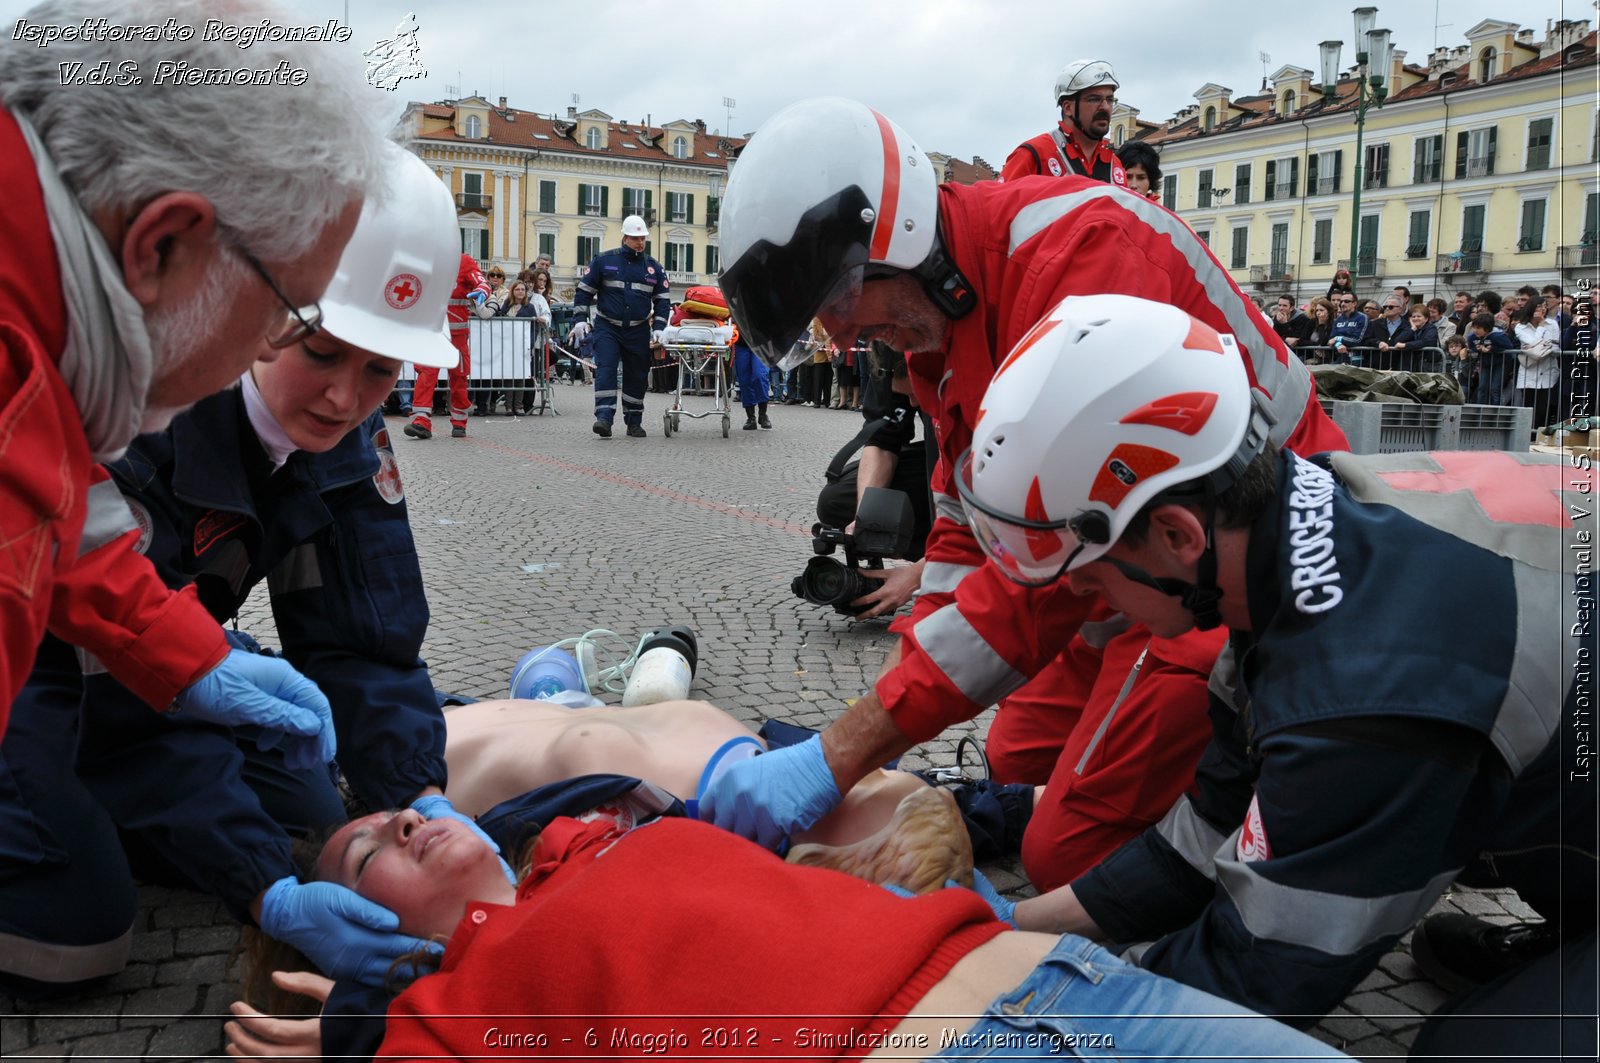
931, 935, 1348, 1060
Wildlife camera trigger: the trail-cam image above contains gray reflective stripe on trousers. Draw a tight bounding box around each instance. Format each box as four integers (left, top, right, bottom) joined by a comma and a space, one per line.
1076, 643, 1149, 774
79, 479, 137, 556
600, 314, 649, 327
268, 543, 323, 596
1007, 186, 1310, 449
1153, 794, 1229, 878
0, 925, 132, 984
1218, 849, 1461, 957
921, 561, 977, 596
912, 603, 1028, 706
594, 387, 619, 399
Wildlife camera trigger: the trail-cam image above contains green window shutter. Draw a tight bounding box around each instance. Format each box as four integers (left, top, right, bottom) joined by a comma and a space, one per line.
1288, 158, 1299, 196
1486, 127, 1497, 175
622, 188, 635, 214
685, 245, 694, 273
686, 194, 694, 224
600, 186, 610, 217
1306, 153, 1319, 193
1455, 131, 1470, 179
1263, 160, 1276, 201
1333, 150, 1343, 192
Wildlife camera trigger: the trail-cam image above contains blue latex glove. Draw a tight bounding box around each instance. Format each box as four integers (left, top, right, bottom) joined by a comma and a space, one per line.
410, 794, 516, 885
966, 868, 1018, 927
467, 289, 487, 307
258, 876, 441, 987
696, 735, 842, 850
173, 650, 335, 772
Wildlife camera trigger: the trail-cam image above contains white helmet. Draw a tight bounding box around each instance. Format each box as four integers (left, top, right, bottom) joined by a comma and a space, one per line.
719, 97, 938, 366
957, 294, 1267, 585
318, 143, 460, 368
621, 214, 649, 237
1054, 59, 1119, 104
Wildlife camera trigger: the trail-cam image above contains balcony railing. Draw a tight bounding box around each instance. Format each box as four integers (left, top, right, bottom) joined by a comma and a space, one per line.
1336, 256, 1385, 280
1558, 244, 1599, 270
1436, 250, 1493, 276
454, 192, 493, 212
1249, 263, 1295, 286
1464, 156, 1493, 178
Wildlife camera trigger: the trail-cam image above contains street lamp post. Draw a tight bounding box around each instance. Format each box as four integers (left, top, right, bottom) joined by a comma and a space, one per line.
1321, 7, 1394, 280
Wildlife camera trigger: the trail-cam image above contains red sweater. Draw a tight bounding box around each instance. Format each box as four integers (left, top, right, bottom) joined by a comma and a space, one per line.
378, 816, 1005, 1062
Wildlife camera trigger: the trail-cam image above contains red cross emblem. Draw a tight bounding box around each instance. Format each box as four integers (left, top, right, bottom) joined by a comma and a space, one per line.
385, 273, 422, 310
1374, 452, 1583, 528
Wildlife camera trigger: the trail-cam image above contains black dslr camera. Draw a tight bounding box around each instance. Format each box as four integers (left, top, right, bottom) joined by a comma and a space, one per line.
792, 487, 915, 616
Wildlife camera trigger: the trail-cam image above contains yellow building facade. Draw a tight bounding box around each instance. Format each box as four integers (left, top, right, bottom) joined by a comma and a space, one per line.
398, 96, 740, 300
1122, 17, 1597, 302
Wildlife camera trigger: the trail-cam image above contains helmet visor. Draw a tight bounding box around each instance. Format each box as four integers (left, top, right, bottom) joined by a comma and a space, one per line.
720, 185, 875, 367
954, 448, 1081, 587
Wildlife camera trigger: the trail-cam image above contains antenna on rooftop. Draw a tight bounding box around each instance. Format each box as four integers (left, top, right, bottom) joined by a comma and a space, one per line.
572, 92, 581, 108
722, 96, 736, 137
1258, 51, 1271, 90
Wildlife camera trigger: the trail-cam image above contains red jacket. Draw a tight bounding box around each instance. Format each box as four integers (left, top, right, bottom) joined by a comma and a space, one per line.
1001, 125, 1127, 186
879, 176, 1349, 742
0, 107, 227, 731
377, 816, 1003, 1061
446, 254, 489, 353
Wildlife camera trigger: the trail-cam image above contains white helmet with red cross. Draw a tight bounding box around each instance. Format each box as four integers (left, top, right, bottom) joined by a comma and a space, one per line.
317, 142, 460, 368
1054, 60, 1119, 104
718, 97, 938, 366
957, 293, 1268, 584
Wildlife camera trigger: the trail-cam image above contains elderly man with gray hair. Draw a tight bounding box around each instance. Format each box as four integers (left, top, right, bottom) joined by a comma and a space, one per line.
0, 0, 393, 985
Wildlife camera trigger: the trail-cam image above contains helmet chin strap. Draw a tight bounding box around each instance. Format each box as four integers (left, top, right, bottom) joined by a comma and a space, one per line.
1099, 489, 1228, 631
914, 226, 976, 319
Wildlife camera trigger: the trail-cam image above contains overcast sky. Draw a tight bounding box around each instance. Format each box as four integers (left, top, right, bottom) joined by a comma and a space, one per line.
4, 0, 1593, 164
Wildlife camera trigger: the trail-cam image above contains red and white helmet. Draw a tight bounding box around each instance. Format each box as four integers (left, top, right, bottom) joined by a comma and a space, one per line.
718, 97, 938, 366
957, 294, 1266, 585
319, 143, 460, 368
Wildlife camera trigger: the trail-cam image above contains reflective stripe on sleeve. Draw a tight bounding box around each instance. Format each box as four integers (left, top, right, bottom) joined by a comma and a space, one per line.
1152, 794, 1228, 879
920, 561, 977, 596
911, 603, 1028, 706
79, 479, 137, 556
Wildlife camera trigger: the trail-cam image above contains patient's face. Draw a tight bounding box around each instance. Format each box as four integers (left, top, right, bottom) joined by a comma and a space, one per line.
318, 810, 512, 940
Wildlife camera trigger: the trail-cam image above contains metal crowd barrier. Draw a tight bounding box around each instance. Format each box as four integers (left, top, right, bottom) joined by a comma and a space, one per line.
395, 317, 557, 415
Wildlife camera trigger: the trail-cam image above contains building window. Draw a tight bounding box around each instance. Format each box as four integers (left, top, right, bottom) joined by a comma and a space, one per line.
706, 195, 721, 229
1518, 199, 1546, 252
1525, 117, 1553, 171
1234, 163, 1252, 205
1161, 174, 1177, 210
1203, 106, 1216, 132
1413, 135, 1443, 183
1230, 225, 1248, 270
538, 180, 557, 214
461, 172, 488, 211
464, 114, 481, 138
1479, 46, 1497, 82
667, 191, 695, 224
577, 235, 601, 266
1114, 126, 1125, 146
1264, 156, 1298, 201
1308, 150, 1343, 195
621, 187, 653, 220
672, 136, 688, 159
460, 227, 488, 260
1281, 89, 1296, 115
536, 231, 556, 264
663, 240, 695, 273
1455, 126, 1497, 178
705, 245, 719, 274
578, 183, 608, 217
1312, 218, 1333, 264
1197, 168, 1213, 209
1269, 222, 1289, 276
1406, 210, 1431, 259
585, 126, 601, 149
1194, 229, 1211, 248
1363, 143, 1389, 188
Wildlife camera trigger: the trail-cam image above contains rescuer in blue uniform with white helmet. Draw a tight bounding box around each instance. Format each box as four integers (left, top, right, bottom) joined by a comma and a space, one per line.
570, 214, 672, 438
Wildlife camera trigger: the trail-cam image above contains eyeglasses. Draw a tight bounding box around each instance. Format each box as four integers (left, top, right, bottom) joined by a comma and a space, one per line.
1079, 94, 1117, 107
222, 229, 322, 349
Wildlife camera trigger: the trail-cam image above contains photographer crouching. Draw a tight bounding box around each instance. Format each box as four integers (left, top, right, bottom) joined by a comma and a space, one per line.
799, 343, 935, 620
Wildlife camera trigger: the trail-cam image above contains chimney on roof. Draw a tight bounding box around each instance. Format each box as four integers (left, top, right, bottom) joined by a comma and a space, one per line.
498, 96, 507, 109
567, 105, 577, 119
694, 118, 706, 133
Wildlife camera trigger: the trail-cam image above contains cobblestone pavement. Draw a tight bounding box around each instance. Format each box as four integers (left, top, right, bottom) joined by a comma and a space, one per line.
1, 386, 1537, 1060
